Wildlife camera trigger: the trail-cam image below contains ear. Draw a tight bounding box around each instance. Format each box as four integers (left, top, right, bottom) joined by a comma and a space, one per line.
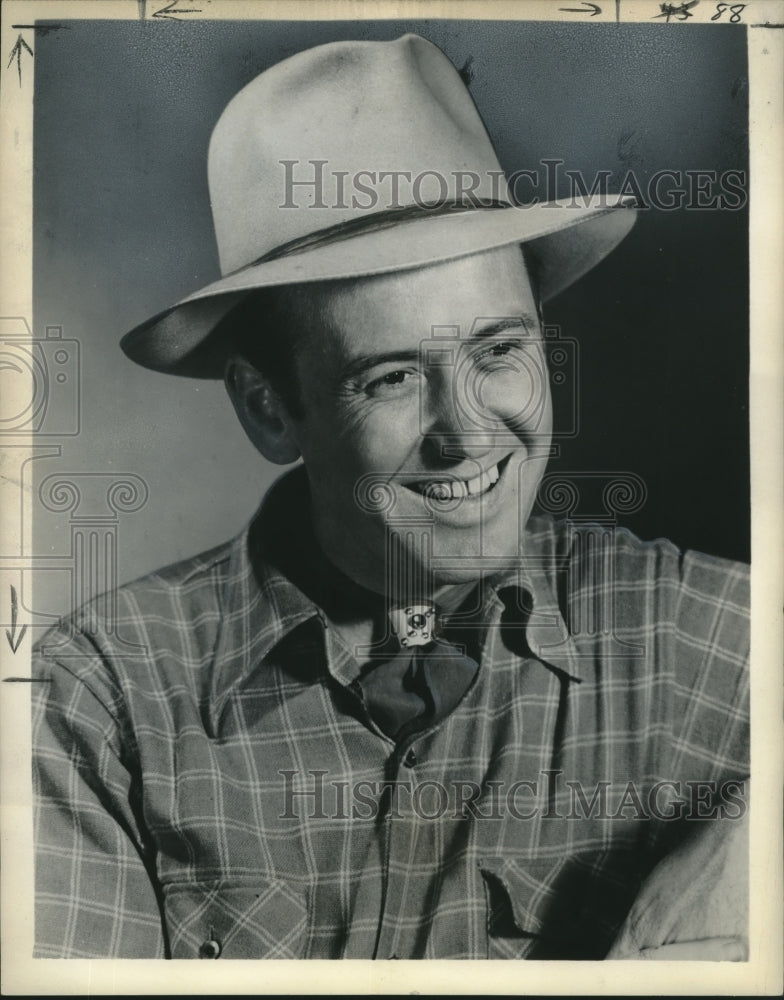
224, 355, 302, 465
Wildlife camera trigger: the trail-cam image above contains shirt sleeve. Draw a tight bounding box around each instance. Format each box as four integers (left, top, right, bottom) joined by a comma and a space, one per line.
32, 634, 166, 958
669, 548, 750, 785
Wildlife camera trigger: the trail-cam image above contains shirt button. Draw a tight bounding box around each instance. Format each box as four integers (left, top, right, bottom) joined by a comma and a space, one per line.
198, 938, 222, 959
404, 749, 417, 768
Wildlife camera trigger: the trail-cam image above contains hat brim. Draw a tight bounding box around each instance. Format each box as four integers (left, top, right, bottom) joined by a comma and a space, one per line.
121, 197, 636, 378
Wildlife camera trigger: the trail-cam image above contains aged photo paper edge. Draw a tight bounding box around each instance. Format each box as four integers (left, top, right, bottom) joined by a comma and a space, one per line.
1, 0, 781, 994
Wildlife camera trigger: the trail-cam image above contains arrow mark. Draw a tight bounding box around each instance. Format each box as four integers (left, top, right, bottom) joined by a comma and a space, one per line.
7, 33, 33, 87
153, 1, 202, 19
559, 2, 602, 13
6, 585, 28, 654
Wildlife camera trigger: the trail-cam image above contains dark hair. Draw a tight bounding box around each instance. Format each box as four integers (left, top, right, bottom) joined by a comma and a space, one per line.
219, 285, 313, 418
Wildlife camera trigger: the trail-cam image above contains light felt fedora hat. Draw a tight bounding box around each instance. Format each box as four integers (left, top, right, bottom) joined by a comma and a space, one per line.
121, 33, 637, 378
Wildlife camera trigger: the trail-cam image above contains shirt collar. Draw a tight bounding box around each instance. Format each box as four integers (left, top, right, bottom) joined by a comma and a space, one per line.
207, 470, 324, 733
208, 475, 581, 732
483, 514, 583, 682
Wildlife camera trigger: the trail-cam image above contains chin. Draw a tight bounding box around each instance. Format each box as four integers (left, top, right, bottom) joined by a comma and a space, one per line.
430, 554, 518, 584
430, 520, 525, 570
430, 567, 488, 587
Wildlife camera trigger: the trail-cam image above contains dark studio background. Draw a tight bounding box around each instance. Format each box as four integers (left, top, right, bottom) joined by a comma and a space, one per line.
30, 19, 749, 621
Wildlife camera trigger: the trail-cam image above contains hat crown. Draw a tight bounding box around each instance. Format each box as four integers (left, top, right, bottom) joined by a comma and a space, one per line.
207, 34, 507, 275
122, 34, 637, 378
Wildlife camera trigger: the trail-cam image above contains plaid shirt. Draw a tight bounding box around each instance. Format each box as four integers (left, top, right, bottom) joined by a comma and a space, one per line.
32, 472, 749, 960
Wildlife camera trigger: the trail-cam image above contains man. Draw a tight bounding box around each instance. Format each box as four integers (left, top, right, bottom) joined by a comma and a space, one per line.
32, 34, 749, 960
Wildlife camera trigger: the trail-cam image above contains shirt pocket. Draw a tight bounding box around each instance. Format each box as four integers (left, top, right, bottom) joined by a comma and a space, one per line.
478, 851, 641, 960
163, 878, 308, 959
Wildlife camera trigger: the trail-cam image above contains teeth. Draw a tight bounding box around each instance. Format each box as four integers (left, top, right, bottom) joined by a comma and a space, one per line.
418, 462, 501, 501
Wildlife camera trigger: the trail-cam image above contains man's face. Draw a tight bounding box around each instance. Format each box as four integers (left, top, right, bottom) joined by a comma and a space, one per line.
283, 245, 552, 596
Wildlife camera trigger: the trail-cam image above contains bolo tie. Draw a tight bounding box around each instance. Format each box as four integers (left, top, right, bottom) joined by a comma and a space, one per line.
358, 604, 480, 741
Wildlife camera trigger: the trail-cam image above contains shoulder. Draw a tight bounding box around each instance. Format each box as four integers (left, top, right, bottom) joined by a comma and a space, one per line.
32, 536, 239, 693
527, 513, 748, 593
525, 515, 749, 654
31, 536, 245, 726
113, 538, 235, 618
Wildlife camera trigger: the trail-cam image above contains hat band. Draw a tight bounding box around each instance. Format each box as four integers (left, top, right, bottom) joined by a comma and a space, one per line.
228, 198, 513, 276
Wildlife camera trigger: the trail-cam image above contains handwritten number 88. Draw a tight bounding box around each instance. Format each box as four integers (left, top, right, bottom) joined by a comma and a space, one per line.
712, 3, 746, 21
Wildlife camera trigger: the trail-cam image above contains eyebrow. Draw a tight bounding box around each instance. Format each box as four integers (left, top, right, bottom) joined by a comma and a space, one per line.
338, 314, 540, 386
471, 315, 540, 340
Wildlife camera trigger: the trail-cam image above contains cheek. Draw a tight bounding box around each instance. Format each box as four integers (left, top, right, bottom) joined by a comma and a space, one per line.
459, 353, 551, 435
299, 401, 423, 494
505, 354, 551, 431
340, 403, 423, 475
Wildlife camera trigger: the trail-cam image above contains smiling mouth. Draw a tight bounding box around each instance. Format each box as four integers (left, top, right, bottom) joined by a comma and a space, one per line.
405, 455, 511, 502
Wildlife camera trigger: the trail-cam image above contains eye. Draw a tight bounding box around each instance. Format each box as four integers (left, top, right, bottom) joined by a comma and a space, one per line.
379, 371, 408, 386
365, 368, 419, 396
471, 340, 524, 368
484, 342, 515, 357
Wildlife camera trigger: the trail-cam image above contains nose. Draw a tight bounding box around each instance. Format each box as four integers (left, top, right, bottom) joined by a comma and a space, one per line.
422, 335, 553, 463
421, 372, 497, 463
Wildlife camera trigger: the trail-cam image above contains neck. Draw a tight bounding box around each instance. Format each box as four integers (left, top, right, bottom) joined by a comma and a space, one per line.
255, 468, 479, 653
309, 531, 478, 633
